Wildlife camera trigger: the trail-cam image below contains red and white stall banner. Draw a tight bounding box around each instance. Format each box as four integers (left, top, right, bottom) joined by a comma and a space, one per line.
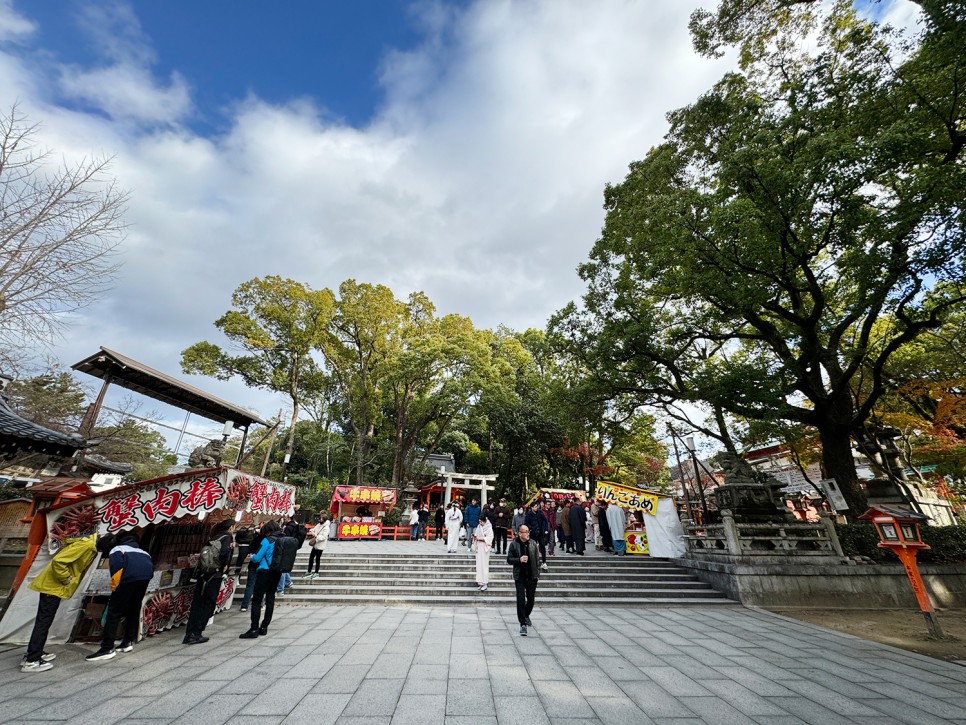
331, 485, 397, 506
91, 468, 296, 534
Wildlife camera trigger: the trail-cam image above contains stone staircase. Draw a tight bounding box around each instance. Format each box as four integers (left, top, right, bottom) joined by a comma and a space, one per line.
234, 548, 735, 606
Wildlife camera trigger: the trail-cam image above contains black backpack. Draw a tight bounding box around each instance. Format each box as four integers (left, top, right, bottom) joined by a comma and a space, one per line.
269, 536, 298, 574
195, 536, 224, 578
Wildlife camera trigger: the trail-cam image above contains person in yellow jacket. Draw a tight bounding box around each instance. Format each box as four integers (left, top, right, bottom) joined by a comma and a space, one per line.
21, 534, 109, 673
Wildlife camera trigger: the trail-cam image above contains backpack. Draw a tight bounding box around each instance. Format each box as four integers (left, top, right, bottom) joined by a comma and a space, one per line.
269, 536, 298, 574
196, 537, 224, 578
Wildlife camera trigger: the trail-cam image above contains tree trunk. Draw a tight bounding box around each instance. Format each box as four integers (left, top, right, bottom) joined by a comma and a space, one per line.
817, 423, 866, 520
285, 400, 299, 468
355, 426, 365, 485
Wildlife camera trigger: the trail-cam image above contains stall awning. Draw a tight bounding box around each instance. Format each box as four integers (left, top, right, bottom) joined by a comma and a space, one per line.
72, 347, 268, 427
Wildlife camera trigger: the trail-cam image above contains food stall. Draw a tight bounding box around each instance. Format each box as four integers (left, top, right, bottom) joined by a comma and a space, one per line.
524, 488, 588, 508
329, 485, 397, 540
594, 481, 685, 557
0, 467, 295, 647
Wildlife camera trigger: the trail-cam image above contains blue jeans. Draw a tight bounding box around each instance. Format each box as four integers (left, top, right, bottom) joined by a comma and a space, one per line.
411, 524, 419, 540
241, 566, 258, 608
276, 572, 291, 593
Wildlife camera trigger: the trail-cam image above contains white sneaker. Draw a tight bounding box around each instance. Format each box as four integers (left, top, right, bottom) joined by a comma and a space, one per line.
541, 563, 549, 572
40, 652, 56, 663
21, 660, 53, 673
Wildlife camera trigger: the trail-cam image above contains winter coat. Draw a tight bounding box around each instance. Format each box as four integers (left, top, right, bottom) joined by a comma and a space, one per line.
569, 504, 587, 540
561, 504, 573, 536
435, 508, 445, 526
524, 509, 548, 539
464, 504, 481, 528
29, 535, 98, 600
511, 511, 526, 534
310, 521, 330, 551
250, 536, 275, 571
108, 536, 154, 590
418, 508, 430, 524
409, 510, 420, 526
493, 505, 512, 529
507, 538, 541, 581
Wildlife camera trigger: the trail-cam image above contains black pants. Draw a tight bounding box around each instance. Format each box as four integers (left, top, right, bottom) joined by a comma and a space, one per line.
514, 577, 537, 625
493, 527, 508, 554
572, 532, 585, 554
556, 526, 566, 549
26, 593, 61, 662
308, 549, 322, 573
102, 579, 149, 649
249, 569, 282, 631
435, 523, 444, 540
234, 545, 250, 572
537, 535, 547, 564
185, 576, 221, 638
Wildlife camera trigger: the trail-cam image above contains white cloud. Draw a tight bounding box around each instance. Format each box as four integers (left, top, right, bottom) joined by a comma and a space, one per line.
0, 0, 921, 423
0, 0, 34, 42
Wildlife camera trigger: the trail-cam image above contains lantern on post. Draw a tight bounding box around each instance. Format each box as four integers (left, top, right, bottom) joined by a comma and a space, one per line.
859, 505, 944, 639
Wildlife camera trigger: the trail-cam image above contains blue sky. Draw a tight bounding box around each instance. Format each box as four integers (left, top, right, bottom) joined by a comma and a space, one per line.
0, 0, 923, 456
23, 1, 436, 132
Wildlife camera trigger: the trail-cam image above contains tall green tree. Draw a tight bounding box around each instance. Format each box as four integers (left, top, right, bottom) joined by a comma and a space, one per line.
181, 276, 334, 469
555, 1, 966, 517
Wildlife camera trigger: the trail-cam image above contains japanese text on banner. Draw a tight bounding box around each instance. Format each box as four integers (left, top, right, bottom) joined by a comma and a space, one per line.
594, 481, 659, 515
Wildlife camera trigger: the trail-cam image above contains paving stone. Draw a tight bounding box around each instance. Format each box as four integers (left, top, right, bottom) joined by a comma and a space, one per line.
314, 664, 373, 693
493, 695, 552, 725
699, 679, 790, 717
619, 681, 695, 719
585, 695, 654, 725
489, 666, 537, 697
638, 665, 713, 696
341, 678, 405, 717
390, 694, 446, 725
565, 665, 625, 698
281, 693, 350, 724
531, 680, 596, 719
522, 654, 569, 681
238, 677, 317, 716
446, 679, 495, 716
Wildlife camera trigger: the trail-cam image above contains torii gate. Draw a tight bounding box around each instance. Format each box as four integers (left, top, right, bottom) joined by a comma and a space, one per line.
441, 470, 499, 507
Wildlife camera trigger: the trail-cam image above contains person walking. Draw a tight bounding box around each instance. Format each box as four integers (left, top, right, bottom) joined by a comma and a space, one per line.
417, 504, 430, 540
590, 500, 603, 550
240, 520, 281, 639
541, 500, 557, 558
561, 500, 574, 552
492, 498, 511, 555
434, 504, 446, 542
555, 503, 566, 551
507, 524, 541, 636
473, 513, 494, 591
183, 520, 234, 645
585, 503, 595, 545
239, 526, 264, 611
277, 515, 301, 596
568, 500, 586, 555
463, 498, 481, 556
233, 525, 254, 574
606, 502, 628, 555
511, 507, 526, 538
597, 501, 613, 553
409, 508, 420, 540
306, 514, 331, 578
445, 502, 463, 553
524, 501, 549, 572
21, 534, 103, 672
86, 532, 154, 661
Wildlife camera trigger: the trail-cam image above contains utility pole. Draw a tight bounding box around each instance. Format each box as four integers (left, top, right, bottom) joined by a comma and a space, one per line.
260, 409, 282, 478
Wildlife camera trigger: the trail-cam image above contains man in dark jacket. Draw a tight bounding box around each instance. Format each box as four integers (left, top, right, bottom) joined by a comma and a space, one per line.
463, 498, 481, 556
569, 501, 587, 555
523, 501, 549, 571
507, 524, 541, 636
183, 519, 234, 645
597, 501, 613, 553
492, 498, 512, 555
277, 515, 303, 595
86, 533, 154, 661
434, 505, 445, 542
416, 505, 430, 540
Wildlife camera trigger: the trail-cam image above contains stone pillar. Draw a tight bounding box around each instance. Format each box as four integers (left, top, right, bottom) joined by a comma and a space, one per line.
721, 510, 743, 556
819, 512, 845, 557
480, 479, 488, 507
444, 475, 453, 507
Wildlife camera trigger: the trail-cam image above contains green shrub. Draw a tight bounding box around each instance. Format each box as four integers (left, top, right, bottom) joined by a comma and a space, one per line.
835, 522, 966, 564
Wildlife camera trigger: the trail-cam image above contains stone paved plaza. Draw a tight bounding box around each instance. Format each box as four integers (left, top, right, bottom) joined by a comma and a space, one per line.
1, 604, 966, 724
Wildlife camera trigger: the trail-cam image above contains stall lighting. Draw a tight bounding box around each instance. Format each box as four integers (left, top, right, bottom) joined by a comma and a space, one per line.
235, 510, 243, 522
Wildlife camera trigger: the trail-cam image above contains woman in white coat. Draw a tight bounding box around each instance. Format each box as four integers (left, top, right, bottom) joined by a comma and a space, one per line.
306, 514, 331, 578
445, 502, 463, 553
473, 513, 494, 591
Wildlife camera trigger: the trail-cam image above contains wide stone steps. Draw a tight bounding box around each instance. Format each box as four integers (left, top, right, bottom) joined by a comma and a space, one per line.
234, 549, 736, 607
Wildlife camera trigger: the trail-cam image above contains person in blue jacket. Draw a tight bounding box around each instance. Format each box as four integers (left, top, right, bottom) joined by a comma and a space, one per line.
86, 532, 154, 661
239, 520, 281, 639
463, 498, 481, 557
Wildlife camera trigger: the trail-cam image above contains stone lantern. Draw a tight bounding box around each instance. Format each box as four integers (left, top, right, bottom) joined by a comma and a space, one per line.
401, 481, 420, 517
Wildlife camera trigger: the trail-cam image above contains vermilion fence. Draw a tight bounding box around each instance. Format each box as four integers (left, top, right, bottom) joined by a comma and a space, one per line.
379, 525, 516, 541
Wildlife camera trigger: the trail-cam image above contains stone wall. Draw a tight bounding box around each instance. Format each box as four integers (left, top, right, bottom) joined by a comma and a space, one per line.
671, 556, 966, 609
